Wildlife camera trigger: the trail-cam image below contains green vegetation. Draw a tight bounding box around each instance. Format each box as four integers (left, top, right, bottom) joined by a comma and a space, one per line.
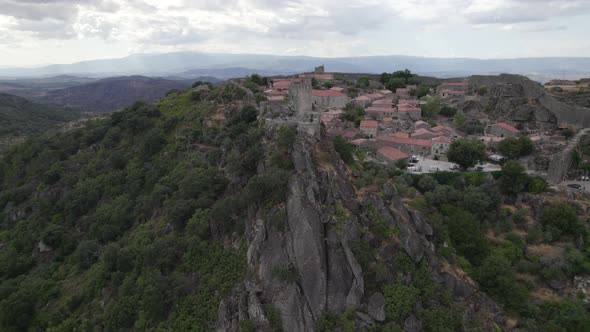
380, 69, 419, 92
343, 102, 366, 127
0, 93, 80, 149
334, 135, 355, 164
447, 138, 487, 169
498, 136, 534, 159
0, 85, 290, 331
421, 96, 441, 119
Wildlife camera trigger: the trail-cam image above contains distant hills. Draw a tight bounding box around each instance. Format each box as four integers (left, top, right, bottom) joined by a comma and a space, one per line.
1, 52, 590, 82
0, 93, 79, 145
37, 76, 192, 112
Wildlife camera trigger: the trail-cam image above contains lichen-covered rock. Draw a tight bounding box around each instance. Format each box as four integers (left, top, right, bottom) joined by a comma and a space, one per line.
367, 292, 386, 322
403, 314, 422, 332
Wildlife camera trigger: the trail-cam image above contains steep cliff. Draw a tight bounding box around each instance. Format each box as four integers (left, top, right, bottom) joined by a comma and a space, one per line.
217, 126, 505, 331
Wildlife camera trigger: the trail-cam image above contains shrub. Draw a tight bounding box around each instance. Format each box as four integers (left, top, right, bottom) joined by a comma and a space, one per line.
540, 203, 579, 240
383, 284, 420, 322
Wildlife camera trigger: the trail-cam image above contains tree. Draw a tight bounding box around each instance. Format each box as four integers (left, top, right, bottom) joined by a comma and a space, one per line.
383, 284, 419, 322
540, 203, 579, 239
447, 139, 486, 169
453, 111, 466, 128
334, 136, 354, 164
439, 105, 457, 117
498, 137, 534, 159
421, 97, 441, 119
499, 160, 528, 195
356, 77, 370, 89
322, 80, 334, 89
343, 103, 366, 127
385, 77, 406, 92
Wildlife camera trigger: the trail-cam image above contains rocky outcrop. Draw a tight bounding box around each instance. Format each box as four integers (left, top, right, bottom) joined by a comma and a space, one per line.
468, 74, 590, 129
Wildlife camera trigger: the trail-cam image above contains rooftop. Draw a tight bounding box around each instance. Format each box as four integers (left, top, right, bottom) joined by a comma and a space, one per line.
378, 146, 409, 161
398, 106, 421, 112
312, 89, 347, 97
441, 82, 469, 86
376, 135, 432, 147
493, 122, 520, 133
432, 136, 452, 143
360, 120, 379, 128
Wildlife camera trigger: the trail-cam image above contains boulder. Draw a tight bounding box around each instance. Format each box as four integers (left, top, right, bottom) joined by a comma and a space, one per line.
404, 315, 422, 332
367, 292, 386, 322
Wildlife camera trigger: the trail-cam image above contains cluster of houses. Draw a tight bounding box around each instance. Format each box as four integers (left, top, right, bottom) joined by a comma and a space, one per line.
261, 69, 549, 166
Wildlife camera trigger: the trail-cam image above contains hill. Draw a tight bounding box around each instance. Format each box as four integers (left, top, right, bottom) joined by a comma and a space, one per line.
39, 76, 191, 112
0, 93, 80, 148
0, 82, 589, 331
1, 52, 590, 82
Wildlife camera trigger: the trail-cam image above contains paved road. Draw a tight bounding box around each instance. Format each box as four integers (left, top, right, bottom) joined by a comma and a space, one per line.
409, 157, 501, 174
558, 180, 590, 193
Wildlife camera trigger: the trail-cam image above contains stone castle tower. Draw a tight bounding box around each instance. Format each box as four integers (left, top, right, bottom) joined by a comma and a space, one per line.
289, 77, 313, 121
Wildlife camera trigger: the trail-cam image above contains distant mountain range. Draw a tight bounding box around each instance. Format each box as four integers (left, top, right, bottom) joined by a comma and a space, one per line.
1, 52, 590, 82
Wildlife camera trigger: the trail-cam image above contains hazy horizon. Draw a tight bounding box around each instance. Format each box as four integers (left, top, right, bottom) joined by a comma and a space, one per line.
1, 0, 590, 67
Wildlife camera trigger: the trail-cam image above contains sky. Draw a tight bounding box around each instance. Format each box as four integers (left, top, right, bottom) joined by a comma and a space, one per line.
0, 0, 589, 67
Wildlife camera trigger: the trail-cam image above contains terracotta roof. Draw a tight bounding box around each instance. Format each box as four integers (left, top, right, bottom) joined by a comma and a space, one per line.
431, 125, 446, 132
414, 120, 429, 126
378, 146, 409, 161
342, 129, 358, 138
399, 99, 419, 105
360, 120, 378, 128
398, 106, 421, 112
382, 117, 393, 123
366, 107, 396, 113
378, 89, 393, 95
392, 132, 410, 138
432, 136, 452, 143
366, 93, 384, 99
441, 90, 467, 95
312, 89, 347, 97
272, 79, 292, 89
441, 82, 468, 87
321, 116, 335, 123
354, 96, 371, 101
396, 88, 409, 94
351, 138, 368, 146
411, 128, 436, 137
376, 136, 432, 147
372, 99, 395, 105
529, 135, 542, 142
493, 122, 519, 133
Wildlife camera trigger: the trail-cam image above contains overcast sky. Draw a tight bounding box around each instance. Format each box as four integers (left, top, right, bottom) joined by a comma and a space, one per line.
1, 0, 589, 66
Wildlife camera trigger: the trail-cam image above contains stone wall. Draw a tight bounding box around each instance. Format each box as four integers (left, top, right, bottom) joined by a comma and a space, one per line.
289, 78, 312, 121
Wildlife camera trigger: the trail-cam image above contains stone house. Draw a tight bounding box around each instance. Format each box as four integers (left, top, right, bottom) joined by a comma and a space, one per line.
360, 120, 378, 138
431, 136, 452, 155
353, 95, 371, 107
375, 136, 432, 156
372, 99, 395, 108
411, 128, 437, 140
398, 106, 422, 120
440, 90, 467, 98
490, 122, 520, 138
377, 146, 409, 164
312, 89, 349, 109
414, 120, 430, 130
366, 107, 397, 120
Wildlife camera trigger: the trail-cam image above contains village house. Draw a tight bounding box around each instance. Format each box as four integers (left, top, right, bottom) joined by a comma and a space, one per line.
411, 128, 437, 140
438, 82, 469, 92
490, 122, 520, 138
431, 125, 458, 138
330, 86, 346, 93
397, 105, 422, 120
366, 107, 397, 120
312, 89, 349, 109
375, 136, 432, 156
377, 89, 394, 98
392, 132, 410, 138
271, 79, 293, 90
353, 95, 371, 107
414, 120, 431, 130
342, 129, 359, 141
372, 99, 395, 108
365, 93, 384, 101
360, 120, 378, 138
399, 99, 419, 107
431, 136, 452, 156
440, 90, 467, 98
321, 116, 341, 129
322, 109, 344, 119
396, 88, 410, 97
377, 146, 409, 164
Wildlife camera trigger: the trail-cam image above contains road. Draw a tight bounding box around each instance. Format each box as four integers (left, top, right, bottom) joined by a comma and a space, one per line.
408, 157, 501, 174
557, 180, 590, 193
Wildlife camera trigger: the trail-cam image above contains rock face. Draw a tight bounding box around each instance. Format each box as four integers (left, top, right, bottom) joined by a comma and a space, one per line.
467, 74, 590, 129
217, 126, 507, 331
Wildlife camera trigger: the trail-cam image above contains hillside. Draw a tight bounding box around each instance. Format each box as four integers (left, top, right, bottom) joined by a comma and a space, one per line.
0, 93, 80, 149
40, 76, 191, 112
0, 82, 589, 331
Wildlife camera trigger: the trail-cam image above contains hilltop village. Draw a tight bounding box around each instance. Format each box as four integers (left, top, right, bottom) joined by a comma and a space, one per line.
256, 66, 573, 175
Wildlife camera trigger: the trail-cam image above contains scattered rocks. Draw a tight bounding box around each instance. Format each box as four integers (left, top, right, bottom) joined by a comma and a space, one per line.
404, 314, 423, 332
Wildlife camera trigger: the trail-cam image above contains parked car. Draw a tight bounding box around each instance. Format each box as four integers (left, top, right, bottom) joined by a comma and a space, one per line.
567, 183, 582, 189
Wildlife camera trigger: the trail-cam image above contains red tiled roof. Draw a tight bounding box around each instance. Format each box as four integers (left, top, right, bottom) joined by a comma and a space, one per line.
412, 128, 435, 137
372, 99, 395, 105
399, 99, 419, 105
272, 79, 292, 89
378, 146, 409, 161
342, 129, 358, 138
366, 107, 396, 113
376, 136, 432, 147
312, 89, 347, 97
392, 132, 410, 138
330, 87, 345, 92
378, 89, 393, 95
398, 106, 421, 112
321, 116, 335, 123
432, 136, 452, 143
441, 90, 466, 95
382, 117, 393, 123
366, 93, 384, 99
414, 120, 429, 126
360, 120, 378, 128
493, 122, 519, 133
351, 138, 368, 146
441, 82, 468, 87
354, 96, 371, 101
396, 88, 409, 94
